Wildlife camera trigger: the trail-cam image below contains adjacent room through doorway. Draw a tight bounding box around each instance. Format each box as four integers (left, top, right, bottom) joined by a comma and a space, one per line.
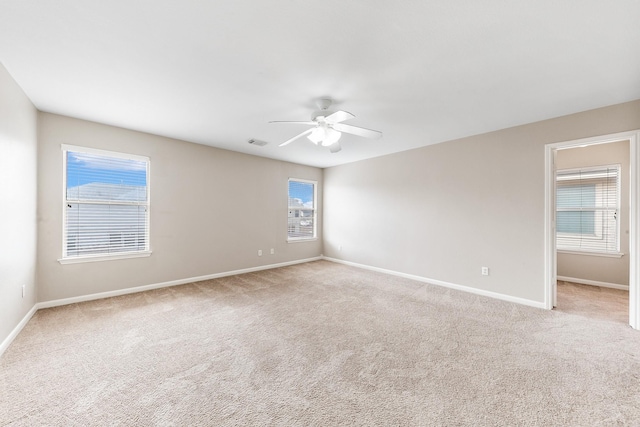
554, 141, 630, 323
545, 130, 640, 329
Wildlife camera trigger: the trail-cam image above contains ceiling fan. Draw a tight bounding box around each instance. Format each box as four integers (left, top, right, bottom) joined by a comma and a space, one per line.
269, 98, 382, 153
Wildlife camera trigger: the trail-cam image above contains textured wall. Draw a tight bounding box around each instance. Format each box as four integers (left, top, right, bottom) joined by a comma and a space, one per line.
37, 113, 322, 302
323, 100, 640, 304
0, 63, 38, 347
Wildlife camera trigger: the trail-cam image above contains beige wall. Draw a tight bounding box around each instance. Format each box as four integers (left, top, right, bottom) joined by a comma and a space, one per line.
37, 113, 322, 302
0, 63, 38, 346
323, 100, 640, 304
556, 140, 630, 286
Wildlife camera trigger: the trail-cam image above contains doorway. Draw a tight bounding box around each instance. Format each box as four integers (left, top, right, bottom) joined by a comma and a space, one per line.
544, 130, 640, 329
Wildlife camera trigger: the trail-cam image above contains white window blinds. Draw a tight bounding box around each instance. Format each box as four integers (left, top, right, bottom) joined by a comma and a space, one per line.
62, 145, 150, 259
556, 165, 620, 254
288, 179, 316, 240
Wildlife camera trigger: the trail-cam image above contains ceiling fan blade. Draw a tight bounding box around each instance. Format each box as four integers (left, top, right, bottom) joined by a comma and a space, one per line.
269, 120, 317, 125
332, 123, 382, 139
279, 128, 314, 147
325, 110, 354, 124
329, 142, 342, 153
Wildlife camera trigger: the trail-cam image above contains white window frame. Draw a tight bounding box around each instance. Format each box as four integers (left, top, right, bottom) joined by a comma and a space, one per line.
59, 144, 151, 264
287, 178, 317, 242
556, 164, 621, 257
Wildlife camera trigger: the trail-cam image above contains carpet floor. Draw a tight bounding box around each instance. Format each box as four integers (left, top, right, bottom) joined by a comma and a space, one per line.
556, 280, 629, 324
1, 260, 639, 426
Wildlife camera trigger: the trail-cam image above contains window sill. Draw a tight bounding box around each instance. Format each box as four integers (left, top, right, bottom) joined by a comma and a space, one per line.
557, 250, 624, 259
287, 238, 317, 243
58, 251, 152, 264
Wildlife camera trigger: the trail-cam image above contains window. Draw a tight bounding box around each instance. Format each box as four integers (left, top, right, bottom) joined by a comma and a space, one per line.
556, 165, 620, 255
288, 179, 317, 241
61, 145, 150, 262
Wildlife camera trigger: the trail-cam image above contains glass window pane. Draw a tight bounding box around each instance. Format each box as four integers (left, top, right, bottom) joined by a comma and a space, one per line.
556, 184, 595, 208
288, 179, 316, 240
557, 211, 595, 234
64, 148, 149, 258
556, 165, 619, 254
67, 151, 147, 202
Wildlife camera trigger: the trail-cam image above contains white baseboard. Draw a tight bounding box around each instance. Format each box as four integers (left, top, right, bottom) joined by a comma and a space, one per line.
0, 257, 321, 357
3, 255, 546, 358
0, 304, 38, 357
557, 275, 629, 291
38, 256, 322, 309
322, 256, 547, 310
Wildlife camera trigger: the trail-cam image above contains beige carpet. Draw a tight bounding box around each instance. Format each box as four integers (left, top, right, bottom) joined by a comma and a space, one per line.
556, 280, 629, 324
1, 260, 640, 426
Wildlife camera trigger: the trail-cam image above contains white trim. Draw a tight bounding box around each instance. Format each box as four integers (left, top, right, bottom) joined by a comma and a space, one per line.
288, 177, 318, 241
61, 144, 149, 162
58, 250, 152, 264
553, 133, 637, 150
38, 257, 321, 309
557, 250, 624, 258
556, 164, 621, 179
545, 130, 640, 329
322, 256, 546, 309
287, 177, 317, 185
0, 305, 38, 357
61, 144, 151, 259
544, 144, 557, 309
61, 146, 68, 257
287, 238, 318, 243
557, 275, 629, 291
631, 134, 640, 329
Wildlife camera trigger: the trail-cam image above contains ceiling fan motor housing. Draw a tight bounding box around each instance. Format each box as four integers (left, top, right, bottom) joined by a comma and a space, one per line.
311, 110, 334, 121
311, 98, 334, 120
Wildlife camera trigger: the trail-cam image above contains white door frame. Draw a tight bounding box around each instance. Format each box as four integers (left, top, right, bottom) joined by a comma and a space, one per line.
544, 130, 640, 330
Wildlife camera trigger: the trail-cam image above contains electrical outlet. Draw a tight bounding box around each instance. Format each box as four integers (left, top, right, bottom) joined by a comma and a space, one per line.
258, 250, 262, 256
339, 245, 342, 251
481, 267, 489, 276
270, 248, 274, 255
22, 285, 25, 298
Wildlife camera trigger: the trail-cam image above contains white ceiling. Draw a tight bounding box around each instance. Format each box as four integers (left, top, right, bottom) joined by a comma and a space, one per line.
1, 1, 639, 168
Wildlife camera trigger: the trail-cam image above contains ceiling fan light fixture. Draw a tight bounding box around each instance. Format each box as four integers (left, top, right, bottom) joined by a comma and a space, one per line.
321, 128, 341, 146
307, 127, 324, 144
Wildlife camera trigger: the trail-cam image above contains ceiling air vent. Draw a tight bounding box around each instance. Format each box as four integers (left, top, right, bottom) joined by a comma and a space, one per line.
248, 139, 268, 146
